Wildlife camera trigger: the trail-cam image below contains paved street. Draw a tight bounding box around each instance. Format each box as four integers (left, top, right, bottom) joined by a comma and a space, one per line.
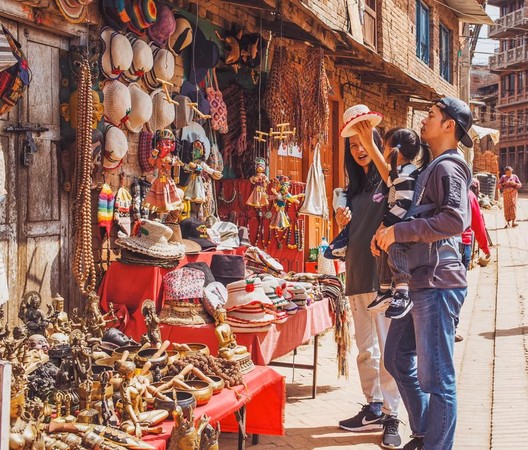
220, 196, 528, 449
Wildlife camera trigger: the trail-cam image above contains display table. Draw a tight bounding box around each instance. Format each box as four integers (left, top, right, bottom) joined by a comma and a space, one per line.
142, 365, 285, 450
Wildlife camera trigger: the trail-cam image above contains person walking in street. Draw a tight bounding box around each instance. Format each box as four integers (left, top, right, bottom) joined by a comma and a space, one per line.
373, 97, 472, 450
336, 111, 402, 449
498, 166, 522, 228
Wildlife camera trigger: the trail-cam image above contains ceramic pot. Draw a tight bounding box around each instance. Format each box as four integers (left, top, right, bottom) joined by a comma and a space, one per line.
176, 380, 213, 406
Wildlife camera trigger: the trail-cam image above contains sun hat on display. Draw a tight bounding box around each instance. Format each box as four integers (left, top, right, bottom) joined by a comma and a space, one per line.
115, 219, 186, 260
180, 217, 217, 251
144, 44, 175, 90
173, 94, 193, 130
148, 88, 175, 132
211, 221, 240, 250
164, 220, 202, 255
148, 4, 176, 46
210, 254, 246, 287
103, 80, 132, 128
126, 83, 153, 133
100, 27, 134, 80
124, 35, 154, 82
188, 26, 220, 85
103, 124, 128, 170
168, 15, 193, 56
340, 104, 383, 138
55, 0, 93, 24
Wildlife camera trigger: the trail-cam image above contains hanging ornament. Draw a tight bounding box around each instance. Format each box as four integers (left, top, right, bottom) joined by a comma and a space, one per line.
98, 183, 115, 239
114, 174, 133, 236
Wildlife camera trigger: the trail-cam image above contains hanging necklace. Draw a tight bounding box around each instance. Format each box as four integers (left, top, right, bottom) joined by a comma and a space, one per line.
274, 228, 287, 249
297, 218, 305, 252
218, 181, 236, 205
286, 221, 297, 250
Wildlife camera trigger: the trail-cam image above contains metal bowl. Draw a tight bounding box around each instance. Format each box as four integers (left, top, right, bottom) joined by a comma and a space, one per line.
134, 348, 168, 369
176, 380, 213, 406
207, 376, 225, 395
113, 345, 143, 359
177, 343, 210, 357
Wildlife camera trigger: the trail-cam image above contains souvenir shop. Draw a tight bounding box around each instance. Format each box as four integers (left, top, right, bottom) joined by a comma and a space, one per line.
0, 1, 350, 449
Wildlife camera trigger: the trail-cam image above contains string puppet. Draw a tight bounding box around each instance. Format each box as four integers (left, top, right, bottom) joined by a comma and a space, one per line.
270, 175, 304, 230
246, 157, 269, 208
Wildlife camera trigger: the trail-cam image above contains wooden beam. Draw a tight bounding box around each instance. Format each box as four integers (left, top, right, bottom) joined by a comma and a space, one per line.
221, 0, 276, 11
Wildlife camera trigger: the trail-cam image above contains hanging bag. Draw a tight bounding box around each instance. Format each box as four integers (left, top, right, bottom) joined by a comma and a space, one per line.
299, 143, 329, 218
205, 68, 228, 134
0, 26, 17, 72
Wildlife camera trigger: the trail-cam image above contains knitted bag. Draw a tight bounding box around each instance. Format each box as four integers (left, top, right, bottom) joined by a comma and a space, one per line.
138, 130, 154, 172
205, 69, 228, 134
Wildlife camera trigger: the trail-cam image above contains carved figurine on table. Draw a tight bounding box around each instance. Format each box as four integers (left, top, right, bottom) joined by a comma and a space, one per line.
0, 325, 28, 363
270, 176, 304, 230
168, 408, 211, 450
10, 396, 45, 450
117, 361, 170, 438
49, 293, 71, 335
183, 140, 223, 205
246, 157, 269, 208
141, 299, 162, 347
84, 291, 116, 340
70, 329, 93, 383
143, 129, 184, 214
18, 291, 52, 336
213, 308, 248, 360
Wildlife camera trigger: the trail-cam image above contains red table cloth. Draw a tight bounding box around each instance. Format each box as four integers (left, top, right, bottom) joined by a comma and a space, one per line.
142, 366, 285, 450
160, 298, 334, 365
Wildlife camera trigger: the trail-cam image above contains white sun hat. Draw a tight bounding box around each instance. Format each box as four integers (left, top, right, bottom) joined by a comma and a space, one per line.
123, 35, 154, 83
103, 124, 128, 170
103, 80, 132, 128
126, 83, 153, 133
340, 104, 383, 138
100, 27, 133, 80
148, 88, 176, 132
143, 44, 175, 91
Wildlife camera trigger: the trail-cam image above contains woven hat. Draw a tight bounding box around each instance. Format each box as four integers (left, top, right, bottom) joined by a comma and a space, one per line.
125, 0, 157, 33
244, 246, 283, 273
126, 83, 153, 133
210, 254, 245, 286
225, 278, 271, 310
203, 282, 227, 317
148, 4, 176, 45
100, 0, 130, 30
211, 221, 240, 250
55, 0, 93, 24
100, 27, 133, 80
180, 218, 216, 251
173, 94, 193, 130
103, 124, 128, 170
148, 88, 175, 132
340, 104, 383, 138
183, 262, 215, 286
181, 121, 210, 160
169, 15, 193, 56
261, 276, 288, 307
116, 219, 186, 259
124, 35, 154, 82
103, 80, 132, 127
144, 44, 175, 90
165, 221, 202, 255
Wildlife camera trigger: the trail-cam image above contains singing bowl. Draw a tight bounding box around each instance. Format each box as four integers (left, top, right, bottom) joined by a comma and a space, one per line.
153, 391, 196, 417
207, 376, 225, 395
177, 343, 210, 357
176, 380, 213, 406
94, 356, 120, 368
134, 348, 168, 369
113, 345, 143, 359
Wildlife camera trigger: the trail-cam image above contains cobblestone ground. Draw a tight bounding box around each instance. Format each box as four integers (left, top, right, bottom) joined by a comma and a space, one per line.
219, 196, 528, 449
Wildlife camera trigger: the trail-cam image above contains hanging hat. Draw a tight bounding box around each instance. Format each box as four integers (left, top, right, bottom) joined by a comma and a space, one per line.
181, 121, 210, 160
148, 4, 176, 46
188, 26, 220, 85
116, 219, 185, 259
340, 104, 383, 138
203, 282, 227, 317
223, 29, 242, 66
211, 221, 240, 250
54, 0, 93, 24
100, 27, 134, 80
148, 88, 175, 132
103, 124, 128, 170
103, 80, 132, 127
100, 0, 130, 30
124, 35, 154, 82
168, 15, 193, 56
180, 218, 217, 251
125, 0, 157, 33
98, 183, 115, 237
144, 44, 175, 90
181, 80, 211, 117
210, 254, 246, 287
126, 83, 153, 133
172, 94, 193, 130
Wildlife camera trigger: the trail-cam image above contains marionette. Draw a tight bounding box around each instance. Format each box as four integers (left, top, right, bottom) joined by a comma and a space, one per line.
143, 129, 184, 213
183, 140, 222, 204
246, 157, 269, 208
270, 176, 304, 230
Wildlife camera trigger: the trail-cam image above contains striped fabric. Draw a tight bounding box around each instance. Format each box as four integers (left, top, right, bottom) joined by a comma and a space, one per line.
0, 29, 16, 72
383, 163, 419, 227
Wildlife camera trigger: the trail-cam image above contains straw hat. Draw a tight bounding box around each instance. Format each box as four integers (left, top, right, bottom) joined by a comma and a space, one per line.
126, 83, 153, 133
340, 104, 383, 138
165, 220, 202, 255
148, 4, 176, 46
148, 88, 175, 132
124, 35, 154, 83
168, 15, 193, 56
144, 44, 175, 91
100, 27, 133, 80
116, 219, 186, 259
173, 94, 193, 130
103, 80, 132, 128
54, 0, 93, 24
103, 124, 128, 170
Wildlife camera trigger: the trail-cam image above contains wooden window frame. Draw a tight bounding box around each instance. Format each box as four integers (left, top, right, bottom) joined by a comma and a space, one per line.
363, 0, 377, 51
439, 23, 452, 83
416, 1, 430, 65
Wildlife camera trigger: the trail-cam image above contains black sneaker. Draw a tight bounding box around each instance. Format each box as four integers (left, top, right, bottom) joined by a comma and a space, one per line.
381, 416, 402, 448
367, 290, 393, 311
385, 291, 413, 319
402, 436, 424, 449
338, 403, 384, 432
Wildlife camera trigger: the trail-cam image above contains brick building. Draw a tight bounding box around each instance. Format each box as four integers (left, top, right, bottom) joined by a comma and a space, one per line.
489, 0, 528, 180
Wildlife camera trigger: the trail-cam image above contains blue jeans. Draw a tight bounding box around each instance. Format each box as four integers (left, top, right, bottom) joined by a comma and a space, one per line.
384, 288, 466, 450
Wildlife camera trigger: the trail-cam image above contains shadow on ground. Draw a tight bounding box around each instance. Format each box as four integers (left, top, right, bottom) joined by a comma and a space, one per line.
479, 325, 528, 340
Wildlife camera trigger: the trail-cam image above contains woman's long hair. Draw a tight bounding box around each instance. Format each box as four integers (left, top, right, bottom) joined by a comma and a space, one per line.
344, 129, 383, 197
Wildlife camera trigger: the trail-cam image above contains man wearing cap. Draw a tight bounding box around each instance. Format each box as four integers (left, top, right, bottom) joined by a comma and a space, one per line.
373, 97, 473, 450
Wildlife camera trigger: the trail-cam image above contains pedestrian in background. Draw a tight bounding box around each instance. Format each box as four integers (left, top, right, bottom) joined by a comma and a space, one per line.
498, 166, 522, 228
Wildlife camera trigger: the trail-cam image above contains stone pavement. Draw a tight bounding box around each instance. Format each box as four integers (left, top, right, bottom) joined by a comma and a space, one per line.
219, 196, 528, 449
